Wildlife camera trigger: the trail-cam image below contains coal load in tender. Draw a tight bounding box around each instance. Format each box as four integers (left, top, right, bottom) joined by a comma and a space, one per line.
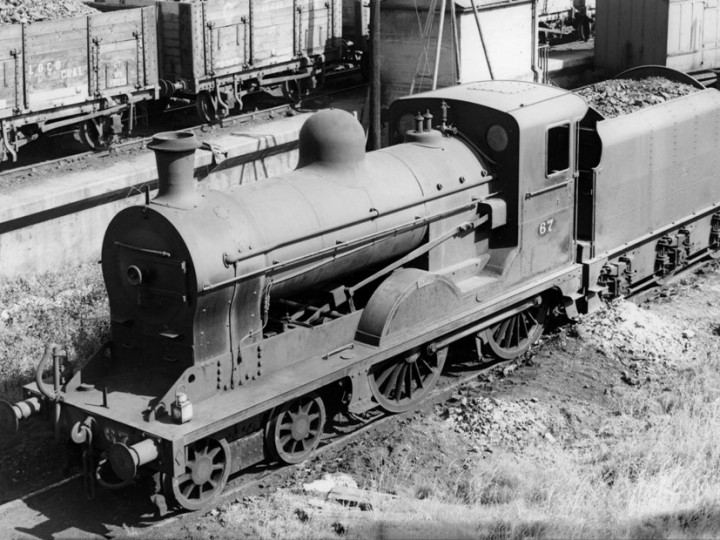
576, 77, 699, 118
0, 0, 98, 25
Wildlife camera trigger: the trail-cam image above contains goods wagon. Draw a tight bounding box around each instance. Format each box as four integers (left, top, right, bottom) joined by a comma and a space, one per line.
3, 66, 720, 514
595, 0, 720, 81
0, 3, 158, 162
94, 0, 344, 122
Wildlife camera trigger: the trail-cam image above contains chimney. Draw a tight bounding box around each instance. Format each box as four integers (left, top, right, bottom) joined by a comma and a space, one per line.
148, 131, 202, 208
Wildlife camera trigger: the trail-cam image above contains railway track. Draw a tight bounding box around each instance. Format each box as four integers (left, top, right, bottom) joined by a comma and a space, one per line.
0, 83, 367, 184
0, 348, 504, 539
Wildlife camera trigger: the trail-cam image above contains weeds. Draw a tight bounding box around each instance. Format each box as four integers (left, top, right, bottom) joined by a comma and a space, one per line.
0, 262, 108, 400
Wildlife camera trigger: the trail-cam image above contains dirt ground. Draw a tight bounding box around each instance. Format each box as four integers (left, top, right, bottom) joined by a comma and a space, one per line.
127, 263, 720, 539
2, 263, 719, 539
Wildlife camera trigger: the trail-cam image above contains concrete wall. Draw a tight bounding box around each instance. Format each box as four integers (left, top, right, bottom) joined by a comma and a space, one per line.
0, 114, 309, 277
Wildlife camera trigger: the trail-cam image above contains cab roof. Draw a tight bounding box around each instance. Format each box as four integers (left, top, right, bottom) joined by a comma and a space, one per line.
396, 80, 587, 117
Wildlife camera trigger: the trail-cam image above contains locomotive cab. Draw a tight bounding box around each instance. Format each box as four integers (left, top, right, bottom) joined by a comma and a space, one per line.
389, 81, 588, 293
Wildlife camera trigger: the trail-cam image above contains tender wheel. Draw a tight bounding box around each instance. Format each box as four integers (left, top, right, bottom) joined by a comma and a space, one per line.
369, 346, 448, 413
481, 300, 548, 361
171, 438, 231, 511
78, 117, 114, 150
267, 392, 326, 465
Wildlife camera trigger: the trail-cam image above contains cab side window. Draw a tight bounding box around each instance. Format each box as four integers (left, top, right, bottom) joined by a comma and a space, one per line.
547, 124, 570, 175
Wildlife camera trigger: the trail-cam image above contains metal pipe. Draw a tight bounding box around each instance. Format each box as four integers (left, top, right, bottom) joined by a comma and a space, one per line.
450, 0, 461, 83
369, 0, 381, 150
530, 0, 540, 83
205, 194, 495, 292
432, 0, 447, 90
36, 343, 60, 401
53, 351, 61, 440
469, 0, 494, 79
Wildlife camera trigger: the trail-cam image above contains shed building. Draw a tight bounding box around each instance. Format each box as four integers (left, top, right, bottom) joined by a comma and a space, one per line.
595, 0, 720, 75
379, 0, 539, 107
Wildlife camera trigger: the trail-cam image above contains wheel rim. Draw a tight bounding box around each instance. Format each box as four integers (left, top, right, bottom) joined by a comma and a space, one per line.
482, 302, 548, 360
369, 346, 447, 413
268, 393, 326, 465
281, 80, 299, 103
196, 91, 228, 123
172, 438, 230, 511
78, 117, 113, 150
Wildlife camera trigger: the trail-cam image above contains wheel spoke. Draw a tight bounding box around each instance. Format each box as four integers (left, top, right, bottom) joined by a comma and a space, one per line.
496, 319, 511, 344
418, 357, 433, 374
177, 472, 192, 483
374, 364, 395, 389
412, 362, 424, 389
207, 447, 221, 460
404, 363, 413, 398
519, 314, 529, 339
300, 401, 313, 415
279, 433, 293, 446
181, 482, 194, 498
506, 316, 517, 347
383, 363, 403, 395
394, 365, 407, 401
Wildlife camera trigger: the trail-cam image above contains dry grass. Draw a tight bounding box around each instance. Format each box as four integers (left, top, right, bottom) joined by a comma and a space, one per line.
359, 353, 720, 539
0, 262, 109, 400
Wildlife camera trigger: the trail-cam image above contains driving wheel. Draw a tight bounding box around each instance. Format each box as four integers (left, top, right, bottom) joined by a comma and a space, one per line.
481, 300, 548, 360
369, 346, 447, 413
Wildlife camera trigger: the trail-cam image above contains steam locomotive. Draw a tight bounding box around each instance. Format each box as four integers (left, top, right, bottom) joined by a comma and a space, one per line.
2, 65, 720, 511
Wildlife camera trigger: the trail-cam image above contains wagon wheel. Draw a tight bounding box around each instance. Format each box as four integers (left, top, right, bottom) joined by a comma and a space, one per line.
369, 346, 448, 413
266, 392, 326, 465
78, 117, 114, 150
196, 91, 228, 124
281, 78, 309, 104
481, 300, 548, 361
171, 437, 231, 511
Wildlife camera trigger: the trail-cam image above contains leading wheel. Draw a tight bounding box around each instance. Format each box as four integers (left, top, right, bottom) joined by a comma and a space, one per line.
369, 346, 447, 413
267, 392, 326, 465
78, 117, 114, 150
481, 300, 548, 361
171, 437, 231, 511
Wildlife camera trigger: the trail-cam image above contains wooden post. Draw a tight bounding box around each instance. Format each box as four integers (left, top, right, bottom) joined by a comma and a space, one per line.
368, 0, 381, 150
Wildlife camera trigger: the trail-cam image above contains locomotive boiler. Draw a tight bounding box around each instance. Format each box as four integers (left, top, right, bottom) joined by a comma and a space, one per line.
4, 66, 720, 511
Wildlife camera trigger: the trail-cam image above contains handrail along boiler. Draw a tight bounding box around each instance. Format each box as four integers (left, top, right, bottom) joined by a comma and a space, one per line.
3, 66, 720, 510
